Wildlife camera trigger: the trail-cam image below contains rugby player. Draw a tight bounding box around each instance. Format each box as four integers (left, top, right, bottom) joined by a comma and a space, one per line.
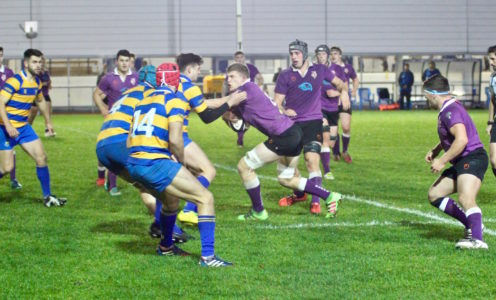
0, 48, 66, 207
93, 49, 138, 196
275, 39, 349, 215
330, 47, 358, 163
485, 45, 496, 179
315, 45, 346, 180
127, 62, 233, 267
225, 63, 342, 220
173, 53, 247, 225
424, 75, 488, 249
0, 46, 21, 189
28, 56, 55, 137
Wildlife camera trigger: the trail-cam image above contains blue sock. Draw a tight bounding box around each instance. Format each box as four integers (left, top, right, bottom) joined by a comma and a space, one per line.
154, 200, 162, 224
198, 215, 216, 257
183, 176, 210, 213
0, 172, 4, 179
36, 166, 51, 198
159, 210, 177, 248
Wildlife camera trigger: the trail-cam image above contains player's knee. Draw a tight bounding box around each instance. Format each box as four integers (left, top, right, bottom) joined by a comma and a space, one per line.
1, 160, 14, 174
35, 152, 47, 166
427, 188, 441, 202
303, 141, 321, 154
242, 149, 265, 171
197, 189, 214, 207
330, 135, 338, 141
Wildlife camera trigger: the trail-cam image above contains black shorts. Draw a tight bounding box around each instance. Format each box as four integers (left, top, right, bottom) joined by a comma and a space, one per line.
491, 122, 496, 143
338, 104, 352, 115
295, 119, 323, 145
264, 125, 303, 157
441, 148, 488, 181
322, 110, 339, 127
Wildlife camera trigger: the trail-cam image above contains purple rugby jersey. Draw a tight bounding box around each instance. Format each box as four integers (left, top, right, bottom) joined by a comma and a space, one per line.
98, 68, 138, 109
437, 98, 483, 163
232, 80, 294, 137
275, 63, 335, 122
39, 70, 51, 97
341, 62, 357, 83
0, 65, 14, 88
320, 63, 346, 112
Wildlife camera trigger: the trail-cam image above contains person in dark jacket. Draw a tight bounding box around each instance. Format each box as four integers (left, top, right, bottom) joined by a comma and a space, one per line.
398, 63, 414, 110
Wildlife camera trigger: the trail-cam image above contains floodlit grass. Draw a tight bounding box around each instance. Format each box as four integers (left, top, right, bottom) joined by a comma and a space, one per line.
1, 110, 495, 299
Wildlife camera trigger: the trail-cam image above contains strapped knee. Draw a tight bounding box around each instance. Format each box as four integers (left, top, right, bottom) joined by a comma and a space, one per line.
243, 148, 265, 170
277, 163, 296, 179
303, 141, 321, 154
330, 135, 338, 141
322, 125, 330, 132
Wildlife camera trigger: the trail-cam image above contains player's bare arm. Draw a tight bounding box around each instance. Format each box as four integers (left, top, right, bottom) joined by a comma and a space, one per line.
93, 87, 109, 116
169, 121, 185, 164
205, 90, 247, 109
330, 77, 350, 110
352, 78, 359, 98
431, 124, 468, 173
425, 143, 443, 163
274, 93, 296, 116
0, 93, 18, 138
487, 93, 494, 135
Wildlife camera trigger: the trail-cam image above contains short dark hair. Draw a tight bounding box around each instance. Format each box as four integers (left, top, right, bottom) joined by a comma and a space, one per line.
176, 53, 203, 72
227, 63, 249, 79
234, 51, 244, 56
488, 45, 496, 55
330, 46, 342, 55
404, 63, 410, 67
24, 48, 43, 60
0, 47, 3, 52
423, 74, 450, 92
129, 53, 136, 59
116, 49, 131, 59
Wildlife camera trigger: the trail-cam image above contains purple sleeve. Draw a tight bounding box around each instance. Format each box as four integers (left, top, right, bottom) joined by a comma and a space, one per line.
250, 64, 260, 76
274, 72, 288, 95
325, 67, 336, 85
98, 75, 110, 95
348, 65, 357, 80
445, 108, 465, 130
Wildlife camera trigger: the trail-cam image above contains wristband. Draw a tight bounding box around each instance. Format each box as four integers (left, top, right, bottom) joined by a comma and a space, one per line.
488, 121, 494, 125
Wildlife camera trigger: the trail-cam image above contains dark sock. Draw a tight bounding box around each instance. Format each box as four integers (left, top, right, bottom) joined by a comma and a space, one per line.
431, 197, 468, 227
320, 151, 331, 173
466, 207, 483, 241
36, 166, 51, 198
10, 152, 16, 181
342, 134, 350, 153
108, 172, 117, 189
303, 178, 330, 200
333, 135, 340, 156
198, 215, 215, 257
159, 210, 177, 248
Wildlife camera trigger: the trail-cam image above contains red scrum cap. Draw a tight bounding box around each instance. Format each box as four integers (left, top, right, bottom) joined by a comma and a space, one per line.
156, 62, 180, 89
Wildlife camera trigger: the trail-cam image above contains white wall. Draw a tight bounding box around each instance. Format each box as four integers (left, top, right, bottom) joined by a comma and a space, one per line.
1, 0, 495, 58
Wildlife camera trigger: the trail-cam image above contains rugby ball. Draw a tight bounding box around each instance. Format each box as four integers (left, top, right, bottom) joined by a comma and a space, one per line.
228, 118, 247, 132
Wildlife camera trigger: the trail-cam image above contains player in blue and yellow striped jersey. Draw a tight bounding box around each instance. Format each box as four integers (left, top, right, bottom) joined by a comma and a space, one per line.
0, 49, 66, 207
173, 53, 247, 225
127, 62, 233, 267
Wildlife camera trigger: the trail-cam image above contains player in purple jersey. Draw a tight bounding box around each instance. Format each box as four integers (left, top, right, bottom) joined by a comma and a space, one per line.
225, 63, 342, 220
315, 45, 345, 181
274, 40, 349, 215
0, 46, 21, 190
222, 51, 262, 147
424, 75, 488, 249
28, 57, 55, 137
485, 45, 496, 180
330, 47, 358, 164
93, 49, 138, 196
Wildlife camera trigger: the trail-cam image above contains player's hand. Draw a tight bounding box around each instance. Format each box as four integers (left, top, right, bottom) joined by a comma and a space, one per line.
5, 124, 19, 138
284, 109, 297, 117
430, 158, 445, 173
227, 91, 247, 107
45, 122, 55, 136
486, 124, 492, 135
425, 150, 434, 163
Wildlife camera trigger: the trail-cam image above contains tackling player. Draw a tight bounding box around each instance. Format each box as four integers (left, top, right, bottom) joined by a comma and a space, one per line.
28, 56, 55, 137
127, 62, 233, 267
424, 75, 488, 249
275, 39, 349, 215
93, 49, 138, 196
0, 46, 21, 190
225, 63, 342, 220
0, 49, 66, 207
173, 53, 247, 225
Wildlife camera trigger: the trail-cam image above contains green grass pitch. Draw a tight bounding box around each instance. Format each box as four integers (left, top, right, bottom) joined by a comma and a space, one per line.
1, 110, 495, 299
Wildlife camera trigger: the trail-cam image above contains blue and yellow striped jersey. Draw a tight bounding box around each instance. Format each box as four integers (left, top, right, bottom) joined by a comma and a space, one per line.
0, 70, 42, 128
178, 74, 207, 133
128, 86, 189, 165
96, 83, 155, 148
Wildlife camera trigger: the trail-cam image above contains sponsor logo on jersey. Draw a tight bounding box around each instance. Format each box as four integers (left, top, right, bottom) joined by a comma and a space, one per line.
311, 71, 317, 79
131, 78, 136, 85
298, 82, 313, 92
446, 112, 452, 120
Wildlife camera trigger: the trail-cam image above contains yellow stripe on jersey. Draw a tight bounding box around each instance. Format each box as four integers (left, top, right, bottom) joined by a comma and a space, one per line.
128, 88, 188, 164
178, 76, 208, 133
0, 71, 41, 128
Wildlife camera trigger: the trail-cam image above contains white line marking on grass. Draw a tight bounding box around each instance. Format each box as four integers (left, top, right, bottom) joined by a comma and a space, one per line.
256, 220, 445, 230
65, 126, 97, 138
214, 163, 496, 237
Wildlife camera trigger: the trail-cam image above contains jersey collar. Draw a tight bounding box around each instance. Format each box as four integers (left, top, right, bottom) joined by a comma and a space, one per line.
439, 98, 457, 113
113, 67, 132, 76
180, 74, 191, 82
291, 60, 313, 77
0, 65, 4, 73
